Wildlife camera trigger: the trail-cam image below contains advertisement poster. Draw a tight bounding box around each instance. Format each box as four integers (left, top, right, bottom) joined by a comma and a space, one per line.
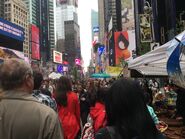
114, 31, 136, 65
121, 0, 135, 31
139, 14, 152, 42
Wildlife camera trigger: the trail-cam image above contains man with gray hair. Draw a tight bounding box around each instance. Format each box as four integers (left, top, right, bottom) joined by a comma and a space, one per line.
0, 58, 64, 139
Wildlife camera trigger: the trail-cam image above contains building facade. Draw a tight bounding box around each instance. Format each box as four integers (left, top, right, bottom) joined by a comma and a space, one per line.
64, 20, 81, 69
3, 0, 29, 58
56, 0, 81, 70
23, 0, 55, 62
0, 0, 4, 18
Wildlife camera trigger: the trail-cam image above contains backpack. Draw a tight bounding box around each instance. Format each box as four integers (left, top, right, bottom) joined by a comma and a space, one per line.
81, 114, 95, 139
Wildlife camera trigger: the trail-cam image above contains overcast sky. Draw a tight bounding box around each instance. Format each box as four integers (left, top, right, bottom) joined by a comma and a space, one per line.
78, 0, 98, 71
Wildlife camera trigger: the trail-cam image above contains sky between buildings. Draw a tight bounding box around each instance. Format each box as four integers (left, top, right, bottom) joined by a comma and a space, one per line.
78, 0, 98, 71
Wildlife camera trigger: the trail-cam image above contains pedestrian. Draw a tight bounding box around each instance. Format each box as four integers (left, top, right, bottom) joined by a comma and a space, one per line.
95, 78, 165, 139
32, 70, 57, 112
55, 76, 81, 139
0, 58, 64, 139
89, 87, 107, 133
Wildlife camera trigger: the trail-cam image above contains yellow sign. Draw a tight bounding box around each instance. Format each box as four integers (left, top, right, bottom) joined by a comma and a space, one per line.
106, 66, 123, 76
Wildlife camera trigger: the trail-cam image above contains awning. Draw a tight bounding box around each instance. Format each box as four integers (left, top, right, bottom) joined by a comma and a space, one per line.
128, 30, 185, 77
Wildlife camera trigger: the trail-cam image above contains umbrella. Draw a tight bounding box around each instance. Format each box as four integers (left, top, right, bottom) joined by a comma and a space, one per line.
91, 73, 111, 78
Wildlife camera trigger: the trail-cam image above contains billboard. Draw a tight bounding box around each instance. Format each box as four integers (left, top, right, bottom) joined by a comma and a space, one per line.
121, 0, 135, 31
53, 50, 63, 64
114, 31, 136, 65
0, 18, 24, 41
31, 42, 40, 60
31, 25, 40, 60
31, 25, 39, 44
139, 14, 152, 42
0, 46, 29, 62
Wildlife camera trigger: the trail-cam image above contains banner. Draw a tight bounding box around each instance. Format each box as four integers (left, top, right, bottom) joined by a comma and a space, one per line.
121, 0, 135, 31
139, 14, 152, 42
114, 31, 136, 65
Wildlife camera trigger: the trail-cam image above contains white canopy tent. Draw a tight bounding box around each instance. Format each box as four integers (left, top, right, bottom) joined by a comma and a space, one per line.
128, 30, 185, 77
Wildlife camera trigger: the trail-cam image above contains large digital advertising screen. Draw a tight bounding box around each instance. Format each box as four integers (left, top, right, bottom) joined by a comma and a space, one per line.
31, 42, 40, 60
31, 25, 39, 44
0, 18, 24, 42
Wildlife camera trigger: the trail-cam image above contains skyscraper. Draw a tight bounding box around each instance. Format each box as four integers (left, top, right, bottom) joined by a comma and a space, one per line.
56, 0, 81, 69
23, 0, 55, 62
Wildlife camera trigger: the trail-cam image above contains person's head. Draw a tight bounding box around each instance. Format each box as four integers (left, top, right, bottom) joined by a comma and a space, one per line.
118, 33, 129, 50
143, 92, 151, 105
33, 71, 43, 90
96, 87, 108, 103
0, 58, 33, 93
105, 78, 158, 139
55, 76, 72, 106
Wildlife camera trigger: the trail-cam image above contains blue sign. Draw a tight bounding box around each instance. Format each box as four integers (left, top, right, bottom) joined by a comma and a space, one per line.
57, 64, 63, 73
93, 26, 99, 33
98, 45, 105, 56
0, 18, 24, 41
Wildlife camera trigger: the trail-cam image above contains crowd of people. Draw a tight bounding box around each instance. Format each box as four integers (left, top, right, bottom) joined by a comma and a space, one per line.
2, 58, 185, 139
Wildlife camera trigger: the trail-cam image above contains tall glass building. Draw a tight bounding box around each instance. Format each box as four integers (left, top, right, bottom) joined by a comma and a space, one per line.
23, 0, 55, 62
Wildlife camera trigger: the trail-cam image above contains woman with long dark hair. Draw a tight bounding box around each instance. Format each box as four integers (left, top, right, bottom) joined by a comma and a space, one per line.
95, 78, 165, 139
55, 76, 80, 139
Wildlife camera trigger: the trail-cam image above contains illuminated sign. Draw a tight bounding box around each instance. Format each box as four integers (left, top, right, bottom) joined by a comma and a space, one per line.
0, 18, 24, 41
31, 25, 39, 44
57, 64, 63, 73
53, 50, 63, 64
31, 42, 40, 60
31, 25, 40, 60
75, 58, 81, 65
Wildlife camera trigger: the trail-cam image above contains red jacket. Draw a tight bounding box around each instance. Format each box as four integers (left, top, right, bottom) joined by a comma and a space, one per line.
57, 92, 80, 139
90, 102, 106, 133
